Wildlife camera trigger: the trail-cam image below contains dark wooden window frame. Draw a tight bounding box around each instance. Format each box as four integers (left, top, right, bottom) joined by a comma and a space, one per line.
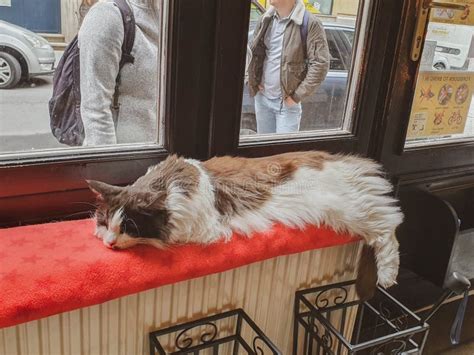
376, 0, 474, 179
0, 0, 401, 227
210, 0, 402, 159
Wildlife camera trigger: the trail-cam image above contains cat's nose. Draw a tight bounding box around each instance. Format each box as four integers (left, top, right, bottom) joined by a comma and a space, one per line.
107, 240, 117, 248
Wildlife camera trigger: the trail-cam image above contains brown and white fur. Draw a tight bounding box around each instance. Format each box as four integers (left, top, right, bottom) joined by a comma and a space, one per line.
88, 151, 403, 295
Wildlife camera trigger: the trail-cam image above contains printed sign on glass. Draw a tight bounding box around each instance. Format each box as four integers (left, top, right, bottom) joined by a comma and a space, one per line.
407, 72, 474, 138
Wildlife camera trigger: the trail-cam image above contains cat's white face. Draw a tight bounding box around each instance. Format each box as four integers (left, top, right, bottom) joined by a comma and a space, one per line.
94, 208, 141, 249
88, 180, 171, 250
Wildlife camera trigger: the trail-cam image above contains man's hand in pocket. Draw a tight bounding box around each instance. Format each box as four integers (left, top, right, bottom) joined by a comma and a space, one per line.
285, 96, 297, 107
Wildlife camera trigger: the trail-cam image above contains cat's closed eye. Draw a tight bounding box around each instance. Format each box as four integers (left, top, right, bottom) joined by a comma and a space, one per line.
120, 217, 140, 237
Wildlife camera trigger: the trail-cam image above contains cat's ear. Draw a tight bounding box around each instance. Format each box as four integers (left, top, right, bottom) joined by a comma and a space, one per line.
86, 180, 123, 201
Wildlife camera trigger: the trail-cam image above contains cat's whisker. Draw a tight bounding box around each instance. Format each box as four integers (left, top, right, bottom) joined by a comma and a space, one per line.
69, 201, 99, 208
61, 210, 93, 219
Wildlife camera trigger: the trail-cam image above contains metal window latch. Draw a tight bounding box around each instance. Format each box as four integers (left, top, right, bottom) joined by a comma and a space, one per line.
411, 0, 467, 61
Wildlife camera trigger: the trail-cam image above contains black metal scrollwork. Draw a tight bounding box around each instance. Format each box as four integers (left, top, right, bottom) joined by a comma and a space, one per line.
314, 286, 348, 309
371, 339, 407, 355
378, 302, 409, 330
252, 336, 267, 355
393, 314, 408, 331
175, 322, 218, 350
308, 315, 320, 335
321, 332, 334, 354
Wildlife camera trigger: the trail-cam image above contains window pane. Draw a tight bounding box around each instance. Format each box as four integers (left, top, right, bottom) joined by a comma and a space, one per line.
0, 0, 165, 157
405, 3, 474, 148
240, 0, 365, 140
343, 30, 355, 46
327, 29, 347, 71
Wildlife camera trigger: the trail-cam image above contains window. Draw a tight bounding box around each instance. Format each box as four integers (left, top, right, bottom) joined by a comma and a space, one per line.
306, 0, 334, 15
404, 14, 474, 149
326, 29, 348, 71
1, 0, 401, 226
343, 29, 355, 46
0, 0, 205, 227
0, 0, 165, 158
239, 0, 367, 140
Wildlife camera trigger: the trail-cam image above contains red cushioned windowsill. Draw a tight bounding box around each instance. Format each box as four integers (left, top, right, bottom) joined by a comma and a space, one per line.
0, 219, 359, 328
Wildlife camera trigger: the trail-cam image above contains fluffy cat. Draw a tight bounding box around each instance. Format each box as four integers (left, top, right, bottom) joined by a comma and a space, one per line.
87, 151, 403, 295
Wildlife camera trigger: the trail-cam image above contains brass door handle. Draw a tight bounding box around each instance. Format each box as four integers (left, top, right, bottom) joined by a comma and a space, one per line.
411, 0, 468, 61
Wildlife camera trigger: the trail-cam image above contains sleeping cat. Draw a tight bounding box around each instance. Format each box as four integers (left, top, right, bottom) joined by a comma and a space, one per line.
87, 151, 403, 296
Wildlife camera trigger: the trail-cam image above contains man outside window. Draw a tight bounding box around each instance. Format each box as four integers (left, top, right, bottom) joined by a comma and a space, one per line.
247, 0, 330, 134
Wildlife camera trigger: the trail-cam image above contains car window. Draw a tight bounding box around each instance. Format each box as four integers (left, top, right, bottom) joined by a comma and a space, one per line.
326, 29, 347, 71
343, 30, 355, 46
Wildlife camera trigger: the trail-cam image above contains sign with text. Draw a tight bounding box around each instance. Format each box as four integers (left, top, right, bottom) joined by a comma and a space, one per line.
407, 71, 474, 138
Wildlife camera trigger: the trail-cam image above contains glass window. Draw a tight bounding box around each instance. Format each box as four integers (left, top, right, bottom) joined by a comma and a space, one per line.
240, 0, 366, 139
326, 29, 347, 71
0, 0, 165, 158
405, 4, 474, 148
305, 0, 334, 15
343, 29, 355, 46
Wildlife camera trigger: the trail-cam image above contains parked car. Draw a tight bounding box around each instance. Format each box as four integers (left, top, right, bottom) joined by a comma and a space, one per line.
241, 0, 355, 134
0, 20, 55, 89
427, 22, 474, 71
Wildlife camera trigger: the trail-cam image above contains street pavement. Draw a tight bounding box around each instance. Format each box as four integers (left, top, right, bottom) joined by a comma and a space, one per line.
0, 51, 65, 153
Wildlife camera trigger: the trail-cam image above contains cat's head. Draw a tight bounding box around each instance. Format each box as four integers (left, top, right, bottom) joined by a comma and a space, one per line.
87, 180, 170, 249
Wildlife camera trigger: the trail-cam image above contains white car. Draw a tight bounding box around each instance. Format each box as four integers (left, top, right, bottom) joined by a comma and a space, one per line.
427, 22, 474, 70
0, 20, 55, 89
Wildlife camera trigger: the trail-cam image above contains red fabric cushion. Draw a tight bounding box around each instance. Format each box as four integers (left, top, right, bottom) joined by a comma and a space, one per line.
0, 219, 358, 328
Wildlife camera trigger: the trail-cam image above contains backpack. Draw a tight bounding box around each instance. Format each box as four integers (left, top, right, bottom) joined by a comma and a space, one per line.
300, 10, 309, 58
49, 0, 135, 146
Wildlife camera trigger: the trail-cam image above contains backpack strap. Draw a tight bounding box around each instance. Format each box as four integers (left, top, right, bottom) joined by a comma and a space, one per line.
114, 0, 136, 68
300, 10, 309, 58
111, 0, 136, 118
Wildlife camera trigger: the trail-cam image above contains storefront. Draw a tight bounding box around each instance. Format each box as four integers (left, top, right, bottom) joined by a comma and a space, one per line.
0, 0, 473, 353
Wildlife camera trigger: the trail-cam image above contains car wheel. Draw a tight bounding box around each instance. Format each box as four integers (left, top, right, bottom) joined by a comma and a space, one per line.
433, 62, 446, 71
0, 52, 22, 89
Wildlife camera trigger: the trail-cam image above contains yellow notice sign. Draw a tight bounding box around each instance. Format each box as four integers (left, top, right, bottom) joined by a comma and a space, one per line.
430, 1, 474, 25
407, 72, 474, 138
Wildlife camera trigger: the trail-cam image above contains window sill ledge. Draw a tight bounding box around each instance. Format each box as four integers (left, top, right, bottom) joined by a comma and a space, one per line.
0, 219, 358, 328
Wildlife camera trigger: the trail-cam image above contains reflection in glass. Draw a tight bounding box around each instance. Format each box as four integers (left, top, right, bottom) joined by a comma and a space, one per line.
240, 0, 363, 141
0, 0, 163, 155
405, 8, 474, 148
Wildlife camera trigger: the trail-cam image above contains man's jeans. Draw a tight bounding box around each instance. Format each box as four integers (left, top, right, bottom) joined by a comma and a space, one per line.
254, 92, 302, 134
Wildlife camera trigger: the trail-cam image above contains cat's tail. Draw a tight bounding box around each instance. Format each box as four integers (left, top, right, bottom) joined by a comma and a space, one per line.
338, 156, 402, 298
373, 230, 400, 288
355, 231, 400, 300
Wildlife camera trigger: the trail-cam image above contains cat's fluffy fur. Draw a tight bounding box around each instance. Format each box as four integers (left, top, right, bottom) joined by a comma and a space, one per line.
88, 151, 403, 290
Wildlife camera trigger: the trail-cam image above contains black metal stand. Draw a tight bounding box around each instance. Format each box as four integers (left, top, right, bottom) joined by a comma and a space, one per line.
149, 308, 281, 355
293, 280, 430, 354
293, 273, 471, 355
